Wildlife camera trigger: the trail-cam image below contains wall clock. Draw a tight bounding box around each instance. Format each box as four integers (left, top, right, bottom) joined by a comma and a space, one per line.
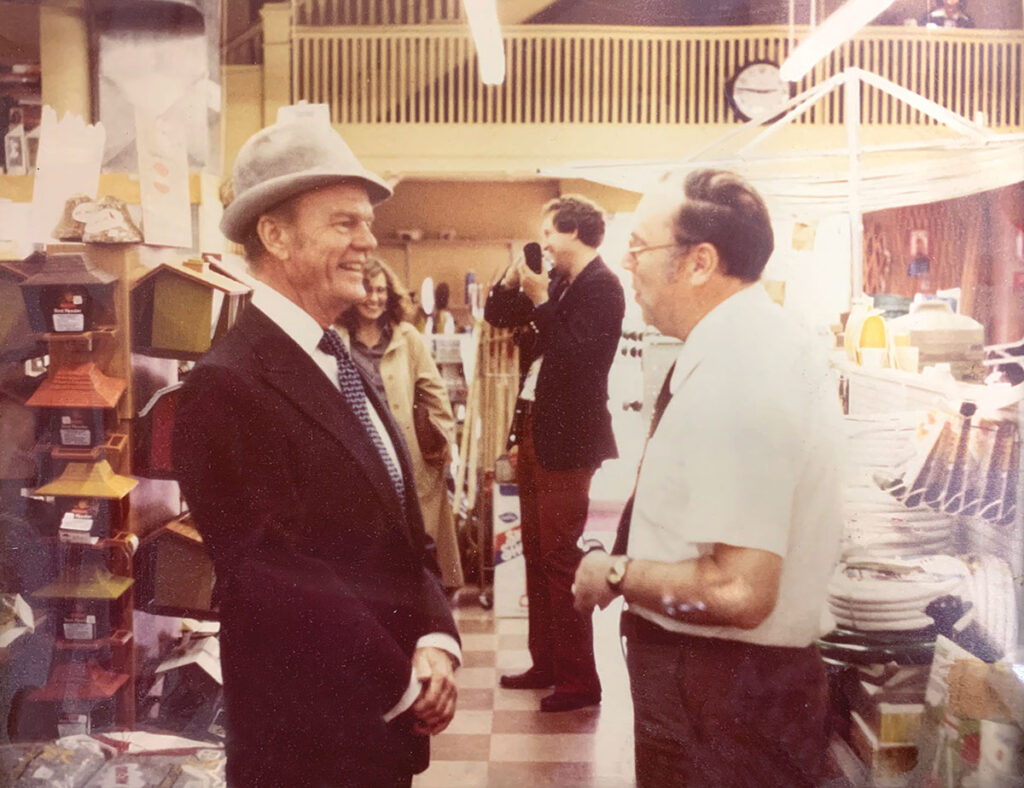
726, 61, 792, 122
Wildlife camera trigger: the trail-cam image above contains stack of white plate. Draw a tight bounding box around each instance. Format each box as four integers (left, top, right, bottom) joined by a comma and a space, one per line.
964, 553, 1019, 659
828, 555, 972, 632
842, 413, 957, 558
843, 483, 957, 558
843, 413, 918, 477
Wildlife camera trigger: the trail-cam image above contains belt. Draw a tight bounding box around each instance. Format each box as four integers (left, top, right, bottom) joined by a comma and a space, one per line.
621, 610, 702, 646
621, 611, 821, 657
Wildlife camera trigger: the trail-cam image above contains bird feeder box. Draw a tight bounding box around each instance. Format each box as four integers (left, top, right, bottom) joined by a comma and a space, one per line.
19, 253, 119, 334
132, 259, 250, 358
34, 460, 137, 500
0, 252, 47, 362
32, 567, 134, 602
34, 461, 137, 543
26, 363, 127, 454
29, 660, 129, 702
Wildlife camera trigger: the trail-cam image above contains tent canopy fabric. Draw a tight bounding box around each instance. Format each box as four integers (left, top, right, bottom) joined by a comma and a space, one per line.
549, 68, 1024, 219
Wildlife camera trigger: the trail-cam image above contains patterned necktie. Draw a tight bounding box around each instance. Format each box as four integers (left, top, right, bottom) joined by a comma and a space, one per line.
318, 328, 406, 501
612, 362, 676, 555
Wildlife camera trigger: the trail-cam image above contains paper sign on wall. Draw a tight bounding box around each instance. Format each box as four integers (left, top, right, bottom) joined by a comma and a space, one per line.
30, 106, 105, 241
136, 111, 192, 249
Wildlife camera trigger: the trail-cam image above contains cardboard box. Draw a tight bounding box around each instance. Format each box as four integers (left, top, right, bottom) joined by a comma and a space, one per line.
860, 701, 925, 745
949, 660, 1020, 724
849, 709, 918, 784
492, 483, 527, 618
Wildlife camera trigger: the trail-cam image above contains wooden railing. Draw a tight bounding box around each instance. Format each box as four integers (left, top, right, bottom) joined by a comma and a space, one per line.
290, 24, 1023, 127
294, 0, 464, 25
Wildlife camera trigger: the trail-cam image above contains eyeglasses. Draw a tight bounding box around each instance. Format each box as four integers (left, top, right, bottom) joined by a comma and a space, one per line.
624, 240, 699, 264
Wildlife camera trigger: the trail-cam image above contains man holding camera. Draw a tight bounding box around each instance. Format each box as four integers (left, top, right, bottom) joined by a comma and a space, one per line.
485, 195, 625, 713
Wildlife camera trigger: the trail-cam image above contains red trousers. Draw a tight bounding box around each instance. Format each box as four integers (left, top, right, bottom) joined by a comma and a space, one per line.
516, 413, 601, 696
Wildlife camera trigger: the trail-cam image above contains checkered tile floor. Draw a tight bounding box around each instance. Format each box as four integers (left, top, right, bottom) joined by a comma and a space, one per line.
412, 593, 637, 788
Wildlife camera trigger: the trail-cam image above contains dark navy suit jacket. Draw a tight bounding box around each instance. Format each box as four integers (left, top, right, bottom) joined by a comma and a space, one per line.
173, 305, 458, 786
484, 256, 625, 471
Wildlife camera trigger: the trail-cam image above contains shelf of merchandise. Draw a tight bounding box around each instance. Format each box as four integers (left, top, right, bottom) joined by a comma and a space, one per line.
22, 243, 143, 734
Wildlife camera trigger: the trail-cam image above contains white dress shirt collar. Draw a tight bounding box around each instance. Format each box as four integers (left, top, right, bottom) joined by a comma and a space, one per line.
249, 278, 329, 361
670, 283, 768, 394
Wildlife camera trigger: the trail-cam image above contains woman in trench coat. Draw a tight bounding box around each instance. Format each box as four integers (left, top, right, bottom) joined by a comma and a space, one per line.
337, 258, 465, 590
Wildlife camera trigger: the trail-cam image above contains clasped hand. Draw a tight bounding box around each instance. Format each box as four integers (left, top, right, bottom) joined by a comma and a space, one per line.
410, 646, 458, 735
572, 550, 619, 614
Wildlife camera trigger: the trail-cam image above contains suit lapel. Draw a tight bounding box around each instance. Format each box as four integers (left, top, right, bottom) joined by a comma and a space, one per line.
555, 255, 604, 313
239, 308, 409, 526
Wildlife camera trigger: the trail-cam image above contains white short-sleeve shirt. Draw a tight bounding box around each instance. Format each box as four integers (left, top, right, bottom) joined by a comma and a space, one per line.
627, 284, 844, 647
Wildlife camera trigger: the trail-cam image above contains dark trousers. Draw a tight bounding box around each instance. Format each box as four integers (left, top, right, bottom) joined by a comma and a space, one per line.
623, 612, 829, 788
516, 413, 601, 697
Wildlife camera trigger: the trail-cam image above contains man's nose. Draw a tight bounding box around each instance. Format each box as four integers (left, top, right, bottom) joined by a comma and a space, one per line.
352, 223, 378, 250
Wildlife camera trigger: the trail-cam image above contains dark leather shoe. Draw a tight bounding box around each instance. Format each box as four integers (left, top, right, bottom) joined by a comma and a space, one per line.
499, 669, 554, 690
540, 691, 601, 712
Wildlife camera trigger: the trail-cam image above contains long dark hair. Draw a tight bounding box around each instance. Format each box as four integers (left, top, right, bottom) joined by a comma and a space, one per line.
339, 258, 414, 331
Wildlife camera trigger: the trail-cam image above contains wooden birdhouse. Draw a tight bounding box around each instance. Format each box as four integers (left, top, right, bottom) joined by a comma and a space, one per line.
136, 515, 215, 617
133, 381, 183, 479
26, 363, 127, 462
132, 259, 250, 358
19, 253, 118, 334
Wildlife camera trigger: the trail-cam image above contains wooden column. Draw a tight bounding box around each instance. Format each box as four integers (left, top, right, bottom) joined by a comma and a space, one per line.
39, 0, 91, 121
261, 2, 293, 126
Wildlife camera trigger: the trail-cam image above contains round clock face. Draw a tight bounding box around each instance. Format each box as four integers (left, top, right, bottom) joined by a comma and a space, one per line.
727, 61, 792, 122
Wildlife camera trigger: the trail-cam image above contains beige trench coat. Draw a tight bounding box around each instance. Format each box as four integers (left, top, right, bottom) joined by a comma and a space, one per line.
337, 322, 464, 588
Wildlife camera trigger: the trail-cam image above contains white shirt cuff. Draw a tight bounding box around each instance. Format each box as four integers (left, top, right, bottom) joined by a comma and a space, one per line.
382, 633, 461, 722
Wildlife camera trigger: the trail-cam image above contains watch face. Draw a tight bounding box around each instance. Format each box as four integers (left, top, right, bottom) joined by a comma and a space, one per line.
728, 61, 791, 122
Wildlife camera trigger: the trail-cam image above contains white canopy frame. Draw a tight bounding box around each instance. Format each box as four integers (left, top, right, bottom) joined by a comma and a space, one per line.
552, 67, 1024, 302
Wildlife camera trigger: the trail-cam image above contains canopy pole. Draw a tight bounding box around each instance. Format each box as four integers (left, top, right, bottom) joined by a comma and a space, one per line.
845, 68, 864, 301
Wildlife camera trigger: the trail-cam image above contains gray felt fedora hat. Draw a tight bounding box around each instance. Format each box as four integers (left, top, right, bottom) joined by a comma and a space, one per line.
221, 120, 392, 243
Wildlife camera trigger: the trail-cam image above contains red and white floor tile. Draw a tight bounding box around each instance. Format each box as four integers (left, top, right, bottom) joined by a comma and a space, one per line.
413, 593, 637, 788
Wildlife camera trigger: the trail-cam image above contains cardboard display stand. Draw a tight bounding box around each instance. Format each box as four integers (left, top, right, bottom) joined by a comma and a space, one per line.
492, 482, 527, 618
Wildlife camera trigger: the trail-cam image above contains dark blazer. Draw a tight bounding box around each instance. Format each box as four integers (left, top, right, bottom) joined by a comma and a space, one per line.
484, 256, 625, 471
172, 306, 458, 787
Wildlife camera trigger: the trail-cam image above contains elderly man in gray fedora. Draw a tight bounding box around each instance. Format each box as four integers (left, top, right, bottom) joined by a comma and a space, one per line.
173, 120, 460, 787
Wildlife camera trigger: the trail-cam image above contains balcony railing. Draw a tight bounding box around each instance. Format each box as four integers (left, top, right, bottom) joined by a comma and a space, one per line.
290, 24, 1022, 127
294, 0, 465, 25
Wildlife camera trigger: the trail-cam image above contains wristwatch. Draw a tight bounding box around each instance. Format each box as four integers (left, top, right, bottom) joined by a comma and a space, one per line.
606, 556, 633, 595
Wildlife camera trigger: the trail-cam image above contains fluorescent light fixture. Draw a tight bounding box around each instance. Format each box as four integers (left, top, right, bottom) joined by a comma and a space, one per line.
780, 0, 896, 82
462, 0, 505, 85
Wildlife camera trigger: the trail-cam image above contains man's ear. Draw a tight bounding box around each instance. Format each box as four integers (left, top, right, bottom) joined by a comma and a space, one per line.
257, 214, 290, 261
687, 243, 720, 285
